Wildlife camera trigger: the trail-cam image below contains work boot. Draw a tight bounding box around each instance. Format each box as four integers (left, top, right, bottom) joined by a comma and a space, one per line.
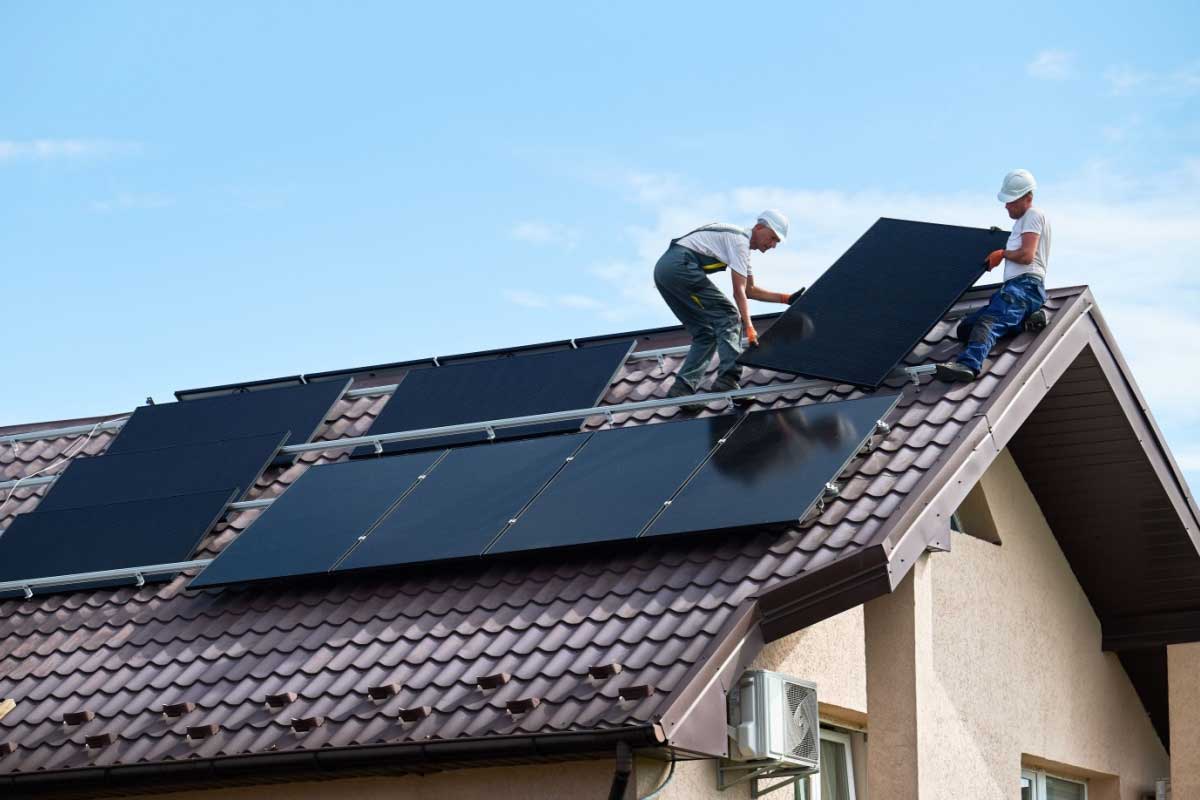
666, 378, 694, 399
1023, 309, 1048, 333
667, 377, 707, 412
711, 372, 754, 407
710, 373, 740, 393
935, 362, 978, 383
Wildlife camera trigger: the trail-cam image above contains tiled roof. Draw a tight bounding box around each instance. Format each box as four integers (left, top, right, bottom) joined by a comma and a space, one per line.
0, 286, 1077, 787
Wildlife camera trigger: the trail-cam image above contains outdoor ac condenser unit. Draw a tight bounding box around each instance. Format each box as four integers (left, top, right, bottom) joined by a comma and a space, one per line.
726, 669, 819, 769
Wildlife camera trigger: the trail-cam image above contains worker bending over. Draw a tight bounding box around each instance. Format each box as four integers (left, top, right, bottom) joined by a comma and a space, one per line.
655, 210, 802, 399
937, 169, 1051, 383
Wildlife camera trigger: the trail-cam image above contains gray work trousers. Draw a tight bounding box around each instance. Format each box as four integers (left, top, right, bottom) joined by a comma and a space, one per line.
653, 245, 743, 390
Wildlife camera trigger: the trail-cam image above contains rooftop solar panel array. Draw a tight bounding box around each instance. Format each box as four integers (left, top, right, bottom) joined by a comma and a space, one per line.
190, 394, 899, 589
0, 380, 350, 589
351, 340, 635, 457
739, 218, 1008, 387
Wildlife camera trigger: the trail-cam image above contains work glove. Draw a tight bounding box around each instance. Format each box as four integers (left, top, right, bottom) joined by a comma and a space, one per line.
984, 249, 1004, 270
787, 287, 806, 304
746, 324, 759, 347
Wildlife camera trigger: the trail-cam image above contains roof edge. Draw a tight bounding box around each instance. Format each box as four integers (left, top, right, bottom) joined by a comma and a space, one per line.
2, 725, 663, 800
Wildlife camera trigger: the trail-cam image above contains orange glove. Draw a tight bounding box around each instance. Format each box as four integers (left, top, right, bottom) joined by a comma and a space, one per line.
984, 249, 1004, 270
746, 324, 760, 347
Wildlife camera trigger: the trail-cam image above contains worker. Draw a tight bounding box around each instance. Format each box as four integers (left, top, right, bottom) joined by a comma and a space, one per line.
936, 169, 1051, 383
654, 210, 803, 400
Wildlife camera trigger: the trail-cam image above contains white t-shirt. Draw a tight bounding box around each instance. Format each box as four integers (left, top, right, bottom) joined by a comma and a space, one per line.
1004, 207, 1051, 281
674, 224, 753, 277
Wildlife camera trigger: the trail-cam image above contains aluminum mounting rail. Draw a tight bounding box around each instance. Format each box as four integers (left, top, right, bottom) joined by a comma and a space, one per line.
0, 559, 212, 599
0, 417, 128, 447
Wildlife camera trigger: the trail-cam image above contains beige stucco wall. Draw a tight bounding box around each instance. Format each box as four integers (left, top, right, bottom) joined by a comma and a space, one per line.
1169, 641, 1200, 796
912, 449, 1169, 799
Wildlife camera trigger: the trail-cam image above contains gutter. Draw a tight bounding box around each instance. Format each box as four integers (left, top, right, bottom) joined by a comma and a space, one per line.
2, 725, 663, 800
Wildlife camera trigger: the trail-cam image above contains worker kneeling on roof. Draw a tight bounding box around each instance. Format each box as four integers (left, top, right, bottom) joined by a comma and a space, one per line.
937, 169, 1051, 383
655, 210, 802, 399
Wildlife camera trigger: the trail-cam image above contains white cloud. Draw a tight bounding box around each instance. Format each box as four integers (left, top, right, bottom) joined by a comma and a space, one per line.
503, 289, 606, 313
510, 220, 581, 248
1027, 50, 1075, 80
0, 139, 141, 163
503, 289, 549, 308
90, 191, 173, 213
1106, 63, 1200, 96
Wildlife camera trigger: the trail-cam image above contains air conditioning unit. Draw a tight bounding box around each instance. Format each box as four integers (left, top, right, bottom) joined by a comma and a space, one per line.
1156, 778, 1171, 800
726, 669, 819, 770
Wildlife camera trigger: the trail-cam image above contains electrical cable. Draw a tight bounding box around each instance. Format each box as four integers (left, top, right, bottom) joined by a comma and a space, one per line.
638, 757, 676, 800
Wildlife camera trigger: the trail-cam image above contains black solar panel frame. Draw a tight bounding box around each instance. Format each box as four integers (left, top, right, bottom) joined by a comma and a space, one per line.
108, 379, 349, 456
36, 431, 289, 512
642, 394, 902, 540
188, 450, 446, 589
737, 218, 1008, 387
335, 434, 589, 571
351, 340, 635, 458
487, 415, 740, 554
0, 489, 238, 596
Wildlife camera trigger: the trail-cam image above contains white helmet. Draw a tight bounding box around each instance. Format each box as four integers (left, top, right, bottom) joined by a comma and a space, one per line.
997, 169, 1036, 203
757, 209, 789, 244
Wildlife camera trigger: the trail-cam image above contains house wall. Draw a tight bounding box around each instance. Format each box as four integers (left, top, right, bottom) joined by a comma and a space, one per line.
1169, 641, 1200, 797
887, 449, 1169, 799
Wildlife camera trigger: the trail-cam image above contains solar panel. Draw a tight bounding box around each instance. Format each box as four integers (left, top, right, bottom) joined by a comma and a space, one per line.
738, 219, 1008, 387
0, 489, 237, 590
336, 434, 586, 571
37, 432, 288, 513
351, 340, 634, 457
189, 450, 444, 589
643, 395, 900, 539
488, 415, 738, 554
108, 379, 349, 455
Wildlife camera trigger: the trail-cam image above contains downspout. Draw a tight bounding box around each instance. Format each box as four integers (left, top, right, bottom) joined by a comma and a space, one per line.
608, 740, 633, 800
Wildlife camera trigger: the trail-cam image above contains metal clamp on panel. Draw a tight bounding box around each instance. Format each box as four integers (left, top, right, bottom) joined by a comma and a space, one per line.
485, 426, 496, 442
372, 439, 384, 455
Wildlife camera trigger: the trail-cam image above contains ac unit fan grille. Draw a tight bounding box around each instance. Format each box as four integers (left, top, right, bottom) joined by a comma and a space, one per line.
784, 682, 819, 763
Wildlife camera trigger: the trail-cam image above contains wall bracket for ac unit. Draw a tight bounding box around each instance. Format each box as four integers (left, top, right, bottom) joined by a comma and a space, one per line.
716, 760, 817, 797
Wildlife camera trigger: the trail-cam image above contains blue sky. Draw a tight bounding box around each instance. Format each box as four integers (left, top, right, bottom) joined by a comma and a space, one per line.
3, 1, 1198, 490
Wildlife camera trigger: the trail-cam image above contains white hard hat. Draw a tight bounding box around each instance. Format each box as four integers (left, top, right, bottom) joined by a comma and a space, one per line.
997, 169, 1037, 203
757, 209, 789, 244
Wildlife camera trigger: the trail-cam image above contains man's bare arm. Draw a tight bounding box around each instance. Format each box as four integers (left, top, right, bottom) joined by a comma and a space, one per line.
743, 274, 791, 304
1005, 232, 1040, 265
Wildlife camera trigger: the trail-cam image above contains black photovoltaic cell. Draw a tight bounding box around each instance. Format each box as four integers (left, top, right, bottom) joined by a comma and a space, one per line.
108, 379, 349, 455
0, 490, 237, 585
37, 432, 288, 513
489, 415, 739, 554
189, 450, 443, 589
351, 341, 634, 457
738, 218, 1008, 387
337, 434, 586, 570
644, 395, 900, 539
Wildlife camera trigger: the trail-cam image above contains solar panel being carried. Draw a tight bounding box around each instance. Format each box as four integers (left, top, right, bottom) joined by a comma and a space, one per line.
351, 340, 635, 457
738, 218, 1008, 387
108, 379, 349, 455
